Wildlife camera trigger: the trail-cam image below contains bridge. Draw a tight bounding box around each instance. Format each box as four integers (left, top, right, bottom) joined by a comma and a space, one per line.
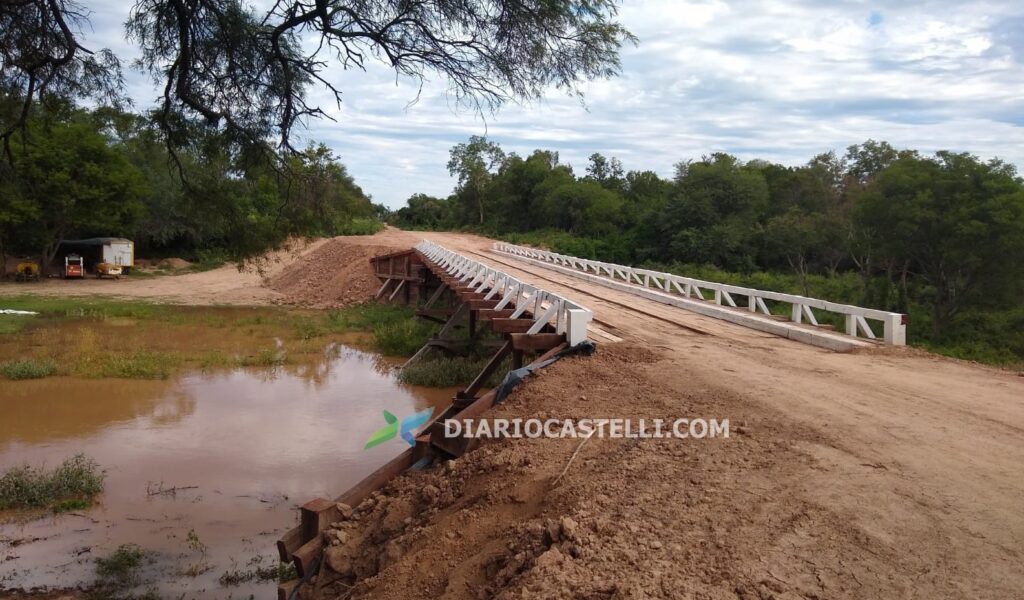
276, 232, 1023, 599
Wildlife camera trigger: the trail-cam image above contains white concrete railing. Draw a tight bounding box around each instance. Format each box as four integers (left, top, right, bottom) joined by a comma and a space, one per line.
417, 241, 592, 346
493, 242, 907, 346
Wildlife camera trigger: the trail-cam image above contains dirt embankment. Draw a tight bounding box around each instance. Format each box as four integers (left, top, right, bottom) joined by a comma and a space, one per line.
295, 341, 1021, 600
267, 241, 402, 308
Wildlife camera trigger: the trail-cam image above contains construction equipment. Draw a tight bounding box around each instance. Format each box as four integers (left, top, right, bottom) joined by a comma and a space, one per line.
15, 261, 40, 282
95, 262, 123, 279
64, 254, 84, 279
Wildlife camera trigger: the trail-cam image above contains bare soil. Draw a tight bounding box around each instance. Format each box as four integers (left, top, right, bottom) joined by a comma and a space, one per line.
4, 228, 1023, 598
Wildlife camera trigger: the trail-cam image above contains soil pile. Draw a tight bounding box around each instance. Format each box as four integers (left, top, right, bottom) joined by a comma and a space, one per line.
268, 240, 401, 308
295, 343, 960, 600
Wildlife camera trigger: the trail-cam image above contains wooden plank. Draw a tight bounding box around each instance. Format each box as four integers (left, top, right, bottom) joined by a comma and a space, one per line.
456, 291, 487, 301
462, 340, 512, 398
421, 284, 447, 309
286, 448, 416, 576
387, 279, 406, 302
468, 299, 499, 310
429, 342, 568, 458
301, 498, 334, 543
371, 273, 423, 282
490, 318, 536, 334
510, 333, 566, 351
477, 308, 516, 321
276, 526, 303, 562
278, 580, 300, 600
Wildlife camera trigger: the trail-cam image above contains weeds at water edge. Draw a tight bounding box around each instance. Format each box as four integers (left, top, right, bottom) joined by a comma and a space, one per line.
0, 454, 105, 512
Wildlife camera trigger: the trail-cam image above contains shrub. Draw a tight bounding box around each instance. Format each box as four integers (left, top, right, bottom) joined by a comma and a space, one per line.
95, 544, 145, 585
373, 319, 437, 356
1, 357, 57, 380
0, 454, 105, 511
399, 355, 510, 387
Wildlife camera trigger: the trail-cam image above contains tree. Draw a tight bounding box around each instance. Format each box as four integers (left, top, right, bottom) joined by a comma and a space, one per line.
122, 0, 634, 159
663, 154, 769, 271
856, 152, 1024, 338
489, 150, 573, 232
5, 0, 632, 161
447, 136, 505, 225
586, 153, 624, 191
536, 179, 622, 237
5, 117, 147, 273
845, 140, 917, 185
0, 0, 123, 161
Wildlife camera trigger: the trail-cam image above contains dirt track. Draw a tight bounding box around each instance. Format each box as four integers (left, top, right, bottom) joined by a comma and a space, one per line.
4, 229, 1023, 598
307, 230, 1024, 599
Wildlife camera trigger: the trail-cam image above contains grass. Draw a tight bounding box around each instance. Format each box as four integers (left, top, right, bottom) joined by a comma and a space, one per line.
0, 454, 105, 512
324, 303, 438, 356
74, 351, 178, 379
95, 544, 145, 584
0, 295, 473, 386
90, 544, 162, 600
1, 357, 57, 379
373, 319, 438, 356
399, 355, 511, 388
0, 295, 445, 381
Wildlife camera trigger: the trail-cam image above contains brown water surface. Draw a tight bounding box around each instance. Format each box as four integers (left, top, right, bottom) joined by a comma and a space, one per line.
0, 344, 454, 598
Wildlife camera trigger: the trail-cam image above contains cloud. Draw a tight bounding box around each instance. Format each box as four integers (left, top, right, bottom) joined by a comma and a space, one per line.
77, 0, 1024, 208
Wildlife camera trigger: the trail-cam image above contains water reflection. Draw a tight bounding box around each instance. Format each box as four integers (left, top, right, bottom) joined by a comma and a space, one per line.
0, 345, 456, 598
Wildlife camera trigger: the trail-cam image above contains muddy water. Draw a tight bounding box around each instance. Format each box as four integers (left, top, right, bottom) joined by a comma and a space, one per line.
0, 345, 455, 598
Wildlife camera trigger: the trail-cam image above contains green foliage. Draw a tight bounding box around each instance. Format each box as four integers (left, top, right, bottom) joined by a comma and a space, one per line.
399, 355, 509, 388
1, 357, 57, 379
95, 544, 145, 586
0, 454, 105, 511
373, 319, 438, 357
3, 115, 148, 274
339, 217, 385, 236
1, 109, 378, 268
324, 303, 418, 332
75, 351, 178, 379
394, 136, 1024, 367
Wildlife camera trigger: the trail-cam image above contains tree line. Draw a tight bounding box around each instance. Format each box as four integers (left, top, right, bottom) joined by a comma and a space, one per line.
0, 102, 383, 273
391, 137, 1024, 365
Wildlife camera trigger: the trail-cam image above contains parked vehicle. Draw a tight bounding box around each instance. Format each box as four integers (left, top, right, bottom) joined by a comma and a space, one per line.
57, 238, 134, 272
15, 261, 40, 282
95, 262, 123, 279
64, 254, 84, 279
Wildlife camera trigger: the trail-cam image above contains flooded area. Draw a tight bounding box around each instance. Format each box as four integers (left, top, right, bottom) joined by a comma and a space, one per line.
0, 344, 455, 598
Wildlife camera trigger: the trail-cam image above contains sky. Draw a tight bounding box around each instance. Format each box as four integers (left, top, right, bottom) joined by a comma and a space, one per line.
84, 0, 1024, 208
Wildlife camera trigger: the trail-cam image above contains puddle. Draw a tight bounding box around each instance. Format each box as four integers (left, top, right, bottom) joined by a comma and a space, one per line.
0, 345, 456, 597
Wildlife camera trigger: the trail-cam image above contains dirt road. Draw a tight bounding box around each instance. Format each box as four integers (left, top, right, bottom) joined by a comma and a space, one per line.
297, 230, 1024, 599
0, 239, 331, 306
5, 228, 1022, 598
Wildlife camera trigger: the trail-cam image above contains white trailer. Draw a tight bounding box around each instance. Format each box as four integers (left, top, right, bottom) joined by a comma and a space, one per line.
101, 239, 134, 267
58, 238, 135, 272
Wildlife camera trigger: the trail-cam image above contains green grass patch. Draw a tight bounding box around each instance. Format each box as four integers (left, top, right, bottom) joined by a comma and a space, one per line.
399, 355, 510, 388
373, 319, 437, 356
0, 454, 105, 512
94, 543, 146, 589
0, 295, 176, 325
74, 351, 179, 379
1, 357, 57, 380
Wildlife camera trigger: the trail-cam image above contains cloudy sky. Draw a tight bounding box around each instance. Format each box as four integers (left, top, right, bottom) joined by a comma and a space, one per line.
85, 0, 1024, 208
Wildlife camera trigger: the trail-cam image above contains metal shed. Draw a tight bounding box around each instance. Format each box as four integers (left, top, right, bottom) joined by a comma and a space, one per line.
58, 238, 135, 270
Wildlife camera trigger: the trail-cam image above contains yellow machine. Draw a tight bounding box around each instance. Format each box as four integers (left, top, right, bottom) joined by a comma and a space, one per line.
95, 262, 123, 279
15, 261, 40, 282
